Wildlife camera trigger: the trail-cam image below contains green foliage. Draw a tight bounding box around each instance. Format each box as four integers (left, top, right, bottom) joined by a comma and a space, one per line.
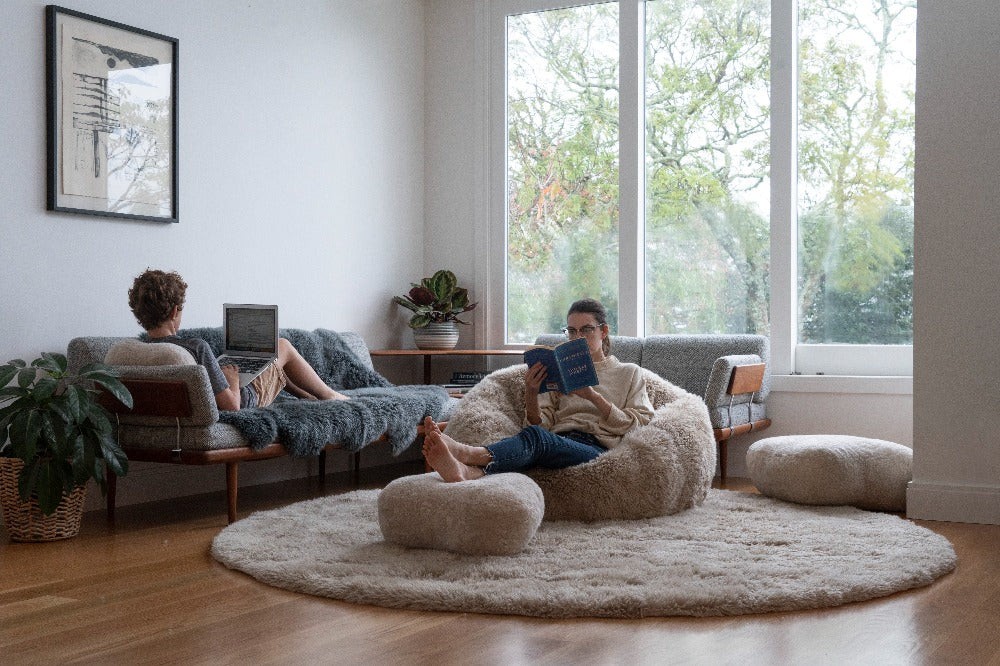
393, 270, 478, 329
0, 353, 132, 515
504, 0, 915, 344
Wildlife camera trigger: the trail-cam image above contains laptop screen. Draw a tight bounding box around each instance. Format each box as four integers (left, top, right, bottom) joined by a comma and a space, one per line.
224, 305, 278, 355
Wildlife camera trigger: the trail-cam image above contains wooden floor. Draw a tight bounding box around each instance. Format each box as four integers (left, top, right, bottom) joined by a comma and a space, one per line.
2, 465, 999, 666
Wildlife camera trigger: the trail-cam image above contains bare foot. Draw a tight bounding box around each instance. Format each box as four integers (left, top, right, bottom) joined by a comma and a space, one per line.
285, 381, 349, 401
422, 417, 489, 466
315, 387, 349, 400
422, 426, 484, 482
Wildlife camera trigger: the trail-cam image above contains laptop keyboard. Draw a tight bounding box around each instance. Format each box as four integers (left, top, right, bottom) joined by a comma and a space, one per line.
217, 356, 272, 374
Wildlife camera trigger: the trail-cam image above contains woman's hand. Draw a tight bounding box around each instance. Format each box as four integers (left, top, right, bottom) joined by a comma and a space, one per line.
524, 362, 547, 425
525, 361, 547, 395
569, 385, 598, 401
570, 385, 613, 420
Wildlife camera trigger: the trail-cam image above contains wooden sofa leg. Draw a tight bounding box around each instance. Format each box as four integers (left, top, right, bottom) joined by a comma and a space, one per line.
353, 451, 361, 486
319, 448, 327, 487
106, 463, 117, 523
718, 438, 729, 486
226, 462, 238, 524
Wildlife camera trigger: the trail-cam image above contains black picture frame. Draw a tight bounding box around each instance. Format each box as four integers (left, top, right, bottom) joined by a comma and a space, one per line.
46, 5, 179, 223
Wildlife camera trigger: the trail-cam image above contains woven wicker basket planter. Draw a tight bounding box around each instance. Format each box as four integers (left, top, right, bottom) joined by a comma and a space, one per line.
0, 458, 87, 542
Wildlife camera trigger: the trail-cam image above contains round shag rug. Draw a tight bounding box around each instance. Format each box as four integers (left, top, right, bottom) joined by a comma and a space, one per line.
211, 489, 956, 618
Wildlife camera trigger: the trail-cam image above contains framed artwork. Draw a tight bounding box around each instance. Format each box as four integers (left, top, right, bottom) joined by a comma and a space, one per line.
46, 5, 178, 222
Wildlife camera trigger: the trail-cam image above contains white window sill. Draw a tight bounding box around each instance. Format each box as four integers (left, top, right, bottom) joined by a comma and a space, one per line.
770, 374, 913, 395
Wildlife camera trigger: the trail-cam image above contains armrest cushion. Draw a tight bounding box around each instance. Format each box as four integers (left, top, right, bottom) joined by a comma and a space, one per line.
704, 354, 767, 408
103, 365, 219, 427
105, 339, 195, 366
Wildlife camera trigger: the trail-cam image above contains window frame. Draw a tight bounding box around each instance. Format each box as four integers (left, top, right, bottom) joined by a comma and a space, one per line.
481, 0, 914, 377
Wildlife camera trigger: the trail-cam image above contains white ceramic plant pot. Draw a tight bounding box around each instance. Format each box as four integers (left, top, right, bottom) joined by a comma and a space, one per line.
413, 322, 460, 350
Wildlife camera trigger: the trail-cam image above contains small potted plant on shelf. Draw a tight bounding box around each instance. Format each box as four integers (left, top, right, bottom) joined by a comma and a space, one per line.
393, 269, 478, 349
0, 352, 132, 542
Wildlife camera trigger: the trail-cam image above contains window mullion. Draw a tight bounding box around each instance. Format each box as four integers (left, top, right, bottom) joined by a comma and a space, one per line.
770, 0, 797, 374
618, 0, 643, 337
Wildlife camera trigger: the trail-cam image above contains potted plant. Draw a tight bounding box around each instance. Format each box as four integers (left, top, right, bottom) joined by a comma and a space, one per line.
393, 269, 478, 349
0, 352, 132, 541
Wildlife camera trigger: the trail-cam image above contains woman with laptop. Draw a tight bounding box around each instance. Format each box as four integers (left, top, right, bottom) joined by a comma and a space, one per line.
127, 269, 348, 410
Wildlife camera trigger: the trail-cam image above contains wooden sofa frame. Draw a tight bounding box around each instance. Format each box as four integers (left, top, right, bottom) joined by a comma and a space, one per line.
98, 377, 423, 523
713, 362, 770, 483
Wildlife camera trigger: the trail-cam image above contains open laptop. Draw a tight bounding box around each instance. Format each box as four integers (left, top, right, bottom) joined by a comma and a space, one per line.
216, 304, 279, 388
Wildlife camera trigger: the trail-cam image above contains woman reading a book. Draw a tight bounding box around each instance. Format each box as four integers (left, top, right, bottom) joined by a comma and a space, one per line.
422, 298, 654, 482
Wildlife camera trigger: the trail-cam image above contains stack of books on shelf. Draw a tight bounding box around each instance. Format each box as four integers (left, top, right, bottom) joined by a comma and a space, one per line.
441, 371, 489, 397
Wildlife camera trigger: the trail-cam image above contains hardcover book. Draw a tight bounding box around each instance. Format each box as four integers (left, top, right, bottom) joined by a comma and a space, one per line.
523, 337, 599, 394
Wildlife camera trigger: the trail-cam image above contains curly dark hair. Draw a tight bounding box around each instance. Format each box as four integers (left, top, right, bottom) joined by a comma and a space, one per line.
567, 298, 611, 356
128, 269, 187, 330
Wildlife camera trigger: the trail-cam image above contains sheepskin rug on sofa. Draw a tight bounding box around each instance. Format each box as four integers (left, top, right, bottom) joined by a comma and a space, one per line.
442, 364, 717, 521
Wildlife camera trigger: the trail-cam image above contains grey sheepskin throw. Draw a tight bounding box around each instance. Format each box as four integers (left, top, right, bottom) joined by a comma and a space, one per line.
170, 328, 449, 455
443, 364, 717, 521
211, 488, 957, 618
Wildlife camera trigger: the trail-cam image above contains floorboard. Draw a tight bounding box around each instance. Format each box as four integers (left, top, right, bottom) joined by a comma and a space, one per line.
2, 465, 998, 665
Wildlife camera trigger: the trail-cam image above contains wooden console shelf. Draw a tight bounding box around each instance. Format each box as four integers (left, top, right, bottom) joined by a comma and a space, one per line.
370, 349, 524, 384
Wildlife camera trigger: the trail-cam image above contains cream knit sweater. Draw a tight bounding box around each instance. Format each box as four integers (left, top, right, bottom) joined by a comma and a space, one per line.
537, 355, 655, 449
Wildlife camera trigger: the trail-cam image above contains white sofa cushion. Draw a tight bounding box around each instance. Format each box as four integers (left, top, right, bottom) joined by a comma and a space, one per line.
747, 435, 912, 512
104, 339, 195, 366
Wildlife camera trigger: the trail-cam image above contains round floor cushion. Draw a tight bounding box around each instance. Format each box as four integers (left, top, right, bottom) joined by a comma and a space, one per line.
377, 472, 545, 555
746, 435, 912, 512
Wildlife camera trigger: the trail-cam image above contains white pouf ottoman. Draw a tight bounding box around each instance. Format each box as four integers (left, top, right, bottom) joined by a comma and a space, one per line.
377, 472, 545, 555
746, 435, 912, 512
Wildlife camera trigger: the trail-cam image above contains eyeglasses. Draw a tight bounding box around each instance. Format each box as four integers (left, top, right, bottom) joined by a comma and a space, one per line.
562, 325, 600, 337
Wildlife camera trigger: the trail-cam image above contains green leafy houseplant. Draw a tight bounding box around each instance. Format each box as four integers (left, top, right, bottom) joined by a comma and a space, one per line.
0, 353, 132, 515
393, 269, 478, 329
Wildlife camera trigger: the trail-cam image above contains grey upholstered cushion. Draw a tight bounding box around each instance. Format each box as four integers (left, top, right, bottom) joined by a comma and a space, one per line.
111, 422, 250, 451
377, 472, 545, 555
703, 353, 767, 429
104, 365, 248, 450
109, 365, 220, 428
104, 339, 195, 366
337, 331, 375, 371
71, 336, 247, 450
641, 334, 771, 402
68, 336, 138, 373
747, 435, 913, 512
70, 331, 374, 372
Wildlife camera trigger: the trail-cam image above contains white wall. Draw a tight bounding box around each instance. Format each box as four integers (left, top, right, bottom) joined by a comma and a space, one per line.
908, 1, 1000, 524
1, 0, 425, 359
0, 0, 428, 509
424, 0, 484, 349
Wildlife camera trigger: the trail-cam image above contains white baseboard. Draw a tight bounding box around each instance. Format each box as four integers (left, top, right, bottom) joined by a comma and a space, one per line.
906, 480, 1000, 525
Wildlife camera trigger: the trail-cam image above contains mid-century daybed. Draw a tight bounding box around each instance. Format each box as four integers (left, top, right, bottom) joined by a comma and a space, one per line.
68, 329, 454, 523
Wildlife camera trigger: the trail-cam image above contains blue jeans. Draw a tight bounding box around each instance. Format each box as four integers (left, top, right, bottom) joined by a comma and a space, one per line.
484, 425, 606, 475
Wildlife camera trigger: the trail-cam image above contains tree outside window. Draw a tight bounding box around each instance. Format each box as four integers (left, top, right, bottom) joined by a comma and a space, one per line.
504, 0, 914, 347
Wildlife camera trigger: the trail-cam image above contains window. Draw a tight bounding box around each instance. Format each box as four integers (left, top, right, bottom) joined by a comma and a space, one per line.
643, 1, 770, 336
490, 0, 915, 375
797, 0, 915, 346
505, 3, 621, 342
